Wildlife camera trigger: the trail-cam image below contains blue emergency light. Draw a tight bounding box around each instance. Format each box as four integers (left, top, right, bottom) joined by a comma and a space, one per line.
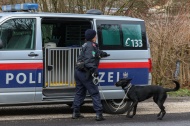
2, 3, 38, 12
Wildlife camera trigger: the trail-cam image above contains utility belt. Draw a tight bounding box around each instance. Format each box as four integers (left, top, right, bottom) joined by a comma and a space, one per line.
75, 61, 91, 79
75, 61, 86, 71
75, 61, 99, 85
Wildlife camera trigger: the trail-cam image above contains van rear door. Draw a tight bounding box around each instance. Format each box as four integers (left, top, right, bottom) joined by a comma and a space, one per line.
0, 17, 42, 104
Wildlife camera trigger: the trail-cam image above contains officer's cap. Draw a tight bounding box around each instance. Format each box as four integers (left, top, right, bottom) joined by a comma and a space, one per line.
85, 29, 96, 41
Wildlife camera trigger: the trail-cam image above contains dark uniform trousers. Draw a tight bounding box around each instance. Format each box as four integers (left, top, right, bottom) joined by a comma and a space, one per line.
72, 69, 103, 114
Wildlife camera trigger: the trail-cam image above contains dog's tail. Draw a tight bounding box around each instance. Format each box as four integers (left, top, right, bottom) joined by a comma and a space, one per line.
164, 80, 180, 92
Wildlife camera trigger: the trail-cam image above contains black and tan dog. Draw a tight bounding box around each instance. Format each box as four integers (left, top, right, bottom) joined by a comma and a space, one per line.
115, 78, 180, 120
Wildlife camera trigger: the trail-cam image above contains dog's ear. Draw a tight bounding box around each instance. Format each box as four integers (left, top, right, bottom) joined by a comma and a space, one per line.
126, 78, 132, 83
118, 78, 126, 83
129, 78, 132, 82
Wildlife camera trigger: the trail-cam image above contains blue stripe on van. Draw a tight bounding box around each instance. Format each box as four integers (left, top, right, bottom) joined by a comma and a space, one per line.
0, 70, 43, 88
0, 68, 148, 88
98, 68, 149, 86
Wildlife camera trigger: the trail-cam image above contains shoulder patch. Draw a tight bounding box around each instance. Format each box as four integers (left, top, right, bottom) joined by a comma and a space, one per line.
92, 43, 96, 47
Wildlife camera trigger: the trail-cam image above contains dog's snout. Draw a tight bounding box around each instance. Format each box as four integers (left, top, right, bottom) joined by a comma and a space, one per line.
115, 82, 120, 87
114, 82, 118, 86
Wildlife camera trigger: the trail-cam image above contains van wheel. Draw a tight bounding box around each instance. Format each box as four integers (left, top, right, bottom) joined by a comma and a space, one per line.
102, 99, 131, 114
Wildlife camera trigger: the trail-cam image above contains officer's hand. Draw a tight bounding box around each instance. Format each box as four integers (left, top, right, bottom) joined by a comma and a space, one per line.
93, 70, 99, 77
101, 52, 110, 57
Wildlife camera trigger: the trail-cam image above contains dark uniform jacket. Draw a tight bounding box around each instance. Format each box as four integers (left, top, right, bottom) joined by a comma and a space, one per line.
77, 41, 104, 73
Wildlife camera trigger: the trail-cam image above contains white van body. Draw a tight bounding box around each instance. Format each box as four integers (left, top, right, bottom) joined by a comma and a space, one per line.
0, 5, 152, 114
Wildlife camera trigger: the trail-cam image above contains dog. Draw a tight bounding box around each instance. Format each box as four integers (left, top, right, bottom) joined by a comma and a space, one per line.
115, 78, 180, 120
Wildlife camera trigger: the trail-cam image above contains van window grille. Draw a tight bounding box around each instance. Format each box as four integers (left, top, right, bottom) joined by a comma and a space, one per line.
65, 25, 89, 47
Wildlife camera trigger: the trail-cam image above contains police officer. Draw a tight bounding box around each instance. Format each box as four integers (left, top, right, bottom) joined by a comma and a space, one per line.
72, 29, 109, 121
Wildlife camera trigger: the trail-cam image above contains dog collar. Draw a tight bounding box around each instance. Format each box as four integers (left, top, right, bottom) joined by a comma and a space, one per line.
124, 83, 132, 90
124, 83, 132, 94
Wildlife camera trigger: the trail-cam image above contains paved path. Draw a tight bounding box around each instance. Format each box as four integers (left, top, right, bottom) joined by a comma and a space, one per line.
0, 97, 189, 121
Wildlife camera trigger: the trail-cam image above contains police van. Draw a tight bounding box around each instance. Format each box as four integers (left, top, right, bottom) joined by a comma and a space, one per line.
0, 3, 152, 114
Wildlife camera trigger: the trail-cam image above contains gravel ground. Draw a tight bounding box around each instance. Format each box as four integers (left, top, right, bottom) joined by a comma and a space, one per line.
0, 97, 189, 121
137, 97, 190, 115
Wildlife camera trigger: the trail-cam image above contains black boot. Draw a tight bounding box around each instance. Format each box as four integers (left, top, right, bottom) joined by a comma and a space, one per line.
95, 114, 105, 121
72, 112, 84, 119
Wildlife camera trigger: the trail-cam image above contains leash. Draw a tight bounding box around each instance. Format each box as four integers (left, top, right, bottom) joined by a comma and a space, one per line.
95, 76, 132, 112
91, 75, 114, 111
91, 74, 133, 112
114, 83, 132, 112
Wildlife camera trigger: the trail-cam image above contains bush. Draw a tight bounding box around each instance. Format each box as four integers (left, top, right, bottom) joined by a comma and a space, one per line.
144, 10, 190, 89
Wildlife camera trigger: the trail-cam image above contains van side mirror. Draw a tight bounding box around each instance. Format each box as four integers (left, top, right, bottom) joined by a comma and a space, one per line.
0, 39, 3, 49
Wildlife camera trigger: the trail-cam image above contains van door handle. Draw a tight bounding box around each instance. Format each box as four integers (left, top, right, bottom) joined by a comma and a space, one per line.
28, 52, 38, 57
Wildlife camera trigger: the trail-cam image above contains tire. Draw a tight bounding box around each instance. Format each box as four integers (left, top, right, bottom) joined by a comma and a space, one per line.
102, 99, 132, 114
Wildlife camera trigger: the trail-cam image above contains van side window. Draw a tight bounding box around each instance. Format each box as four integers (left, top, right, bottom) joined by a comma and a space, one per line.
97, 21, 147, 50
0, 18, 36, 50
101, 24, 120, 46
121, 24, 143, 48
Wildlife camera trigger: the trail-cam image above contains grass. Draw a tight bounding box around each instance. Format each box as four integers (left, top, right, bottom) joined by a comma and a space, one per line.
168, 89, 190, 97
